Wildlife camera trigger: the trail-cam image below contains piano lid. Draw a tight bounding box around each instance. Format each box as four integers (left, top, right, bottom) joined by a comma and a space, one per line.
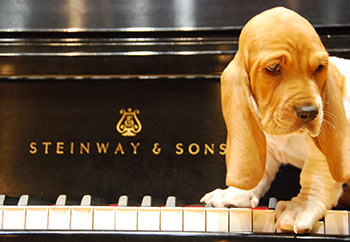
0, 0, 350, 32
0, 0, 349, 76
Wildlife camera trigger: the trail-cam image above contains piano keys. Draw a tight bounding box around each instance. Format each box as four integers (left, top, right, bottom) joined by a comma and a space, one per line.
0, 194, 349, 238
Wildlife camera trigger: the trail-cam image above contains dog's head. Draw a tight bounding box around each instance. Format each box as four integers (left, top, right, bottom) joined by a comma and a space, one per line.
222, 7, 350, 189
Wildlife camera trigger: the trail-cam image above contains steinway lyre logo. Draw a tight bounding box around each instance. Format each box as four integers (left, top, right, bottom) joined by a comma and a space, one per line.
116, 108, 142, 137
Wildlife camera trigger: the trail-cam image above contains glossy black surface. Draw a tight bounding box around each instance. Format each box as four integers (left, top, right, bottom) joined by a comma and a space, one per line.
0, 0, 349, 76
0, 76, 301, 205
0, 0, 349, 31
0, 33, 349, 76
0, 77, 225, 205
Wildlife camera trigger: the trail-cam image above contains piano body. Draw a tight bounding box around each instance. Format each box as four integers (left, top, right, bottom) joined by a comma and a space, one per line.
0, 0, 349, 241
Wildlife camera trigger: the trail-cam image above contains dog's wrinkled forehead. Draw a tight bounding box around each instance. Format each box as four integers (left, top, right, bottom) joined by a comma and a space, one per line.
238, 7, 324, 63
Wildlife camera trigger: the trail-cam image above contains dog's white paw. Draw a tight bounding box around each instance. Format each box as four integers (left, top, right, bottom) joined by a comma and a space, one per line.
200, 187, 259, 208
275, 199, 324, 234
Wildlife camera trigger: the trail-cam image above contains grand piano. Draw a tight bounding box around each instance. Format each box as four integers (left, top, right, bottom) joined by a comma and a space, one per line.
0, 0, 349, 241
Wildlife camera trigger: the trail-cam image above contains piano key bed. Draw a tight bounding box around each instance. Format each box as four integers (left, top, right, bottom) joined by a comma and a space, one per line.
0, 195, 349, 242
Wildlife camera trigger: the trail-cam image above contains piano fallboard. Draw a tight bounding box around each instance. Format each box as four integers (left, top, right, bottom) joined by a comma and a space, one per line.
0, 76, 301, 206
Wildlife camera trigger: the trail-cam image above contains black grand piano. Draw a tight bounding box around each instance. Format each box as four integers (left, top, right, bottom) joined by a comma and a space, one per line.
0, 0, 349, 241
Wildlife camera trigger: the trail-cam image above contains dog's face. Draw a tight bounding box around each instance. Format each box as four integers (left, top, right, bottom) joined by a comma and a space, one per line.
240, 8, 329, 137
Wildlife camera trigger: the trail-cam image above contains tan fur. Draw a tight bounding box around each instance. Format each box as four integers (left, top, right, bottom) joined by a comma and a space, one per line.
201, 7, 350, 233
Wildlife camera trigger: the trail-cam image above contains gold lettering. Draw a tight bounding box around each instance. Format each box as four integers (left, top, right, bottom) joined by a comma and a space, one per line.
80, 142, 90, 154
56, 142, 64, 154
175, 143, 184, 155
188, 143, 200, 155
219, 143, 226, 155
204, 143, 215, 155
114, 142, 125, 155
152, 143, 161, 155
42, 142, 52, 155
96, 142, 110, 154
130, 142, 141, 155
70, 142, 74, 154
29, 142, 37, 154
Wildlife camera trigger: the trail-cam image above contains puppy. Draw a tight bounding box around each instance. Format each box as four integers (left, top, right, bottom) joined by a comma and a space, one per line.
201, 7, 350, 233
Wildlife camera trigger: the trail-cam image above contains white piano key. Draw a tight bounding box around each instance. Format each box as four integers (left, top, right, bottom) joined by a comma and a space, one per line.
115, 207, 137, 230
71, 206, 93, 230
183, 207, 206, 232
252, 209, 275, 233
206, 208, 229, 232
93, 206, 116, 230
25, 206, 49, 230
2, 207, 26, 230
325, 210, 349, 235
161, 207, 183, 231
138, 207, 161, 231
48, 207, 71, 230
0, 208, 2, 229
230, 208, 252, 232
312, 221, 325, 234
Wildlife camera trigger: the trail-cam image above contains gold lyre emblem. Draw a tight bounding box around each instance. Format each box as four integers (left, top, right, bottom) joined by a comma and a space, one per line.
116, 108, 142, 137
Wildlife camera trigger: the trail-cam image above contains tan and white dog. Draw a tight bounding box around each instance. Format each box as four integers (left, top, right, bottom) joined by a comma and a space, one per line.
201, 7, 350, 233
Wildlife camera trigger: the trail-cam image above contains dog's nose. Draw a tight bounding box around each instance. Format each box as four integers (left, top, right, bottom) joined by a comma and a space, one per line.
295, 105, 319, 123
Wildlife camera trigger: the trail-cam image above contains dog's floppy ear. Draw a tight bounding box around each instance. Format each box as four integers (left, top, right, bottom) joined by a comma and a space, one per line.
221, 52, 267, 190
314, 62, 350, 183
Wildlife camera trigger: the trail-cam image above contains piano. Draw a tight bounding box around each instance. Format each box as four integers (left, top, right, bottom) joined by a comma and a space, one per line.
0, 0, 349, 241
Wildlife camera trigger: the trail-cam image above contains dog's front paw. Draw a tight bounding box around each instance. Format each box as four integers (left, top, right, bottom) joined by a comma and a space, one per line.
200, 187, 259, 208
275, 199, 325, 234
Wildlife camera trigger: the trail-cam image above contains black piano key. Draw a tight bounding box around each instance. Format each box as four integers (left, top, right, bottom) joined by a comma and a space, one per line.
117, 195, 128, 207
165, 196, 176, 207
268, 197, 278, 210
205, 203, 213, 208
55, 194, 67, 206
80, 195, 91, 206
54, 195, 112, 206
141, 195, 152, 207
18, 195, 29, 206
0, 195, 5, 205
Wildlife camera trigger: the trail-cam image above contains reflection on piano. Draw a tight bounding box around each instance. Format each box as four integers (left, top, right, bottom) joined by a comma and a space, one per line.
0, 0, 350, 241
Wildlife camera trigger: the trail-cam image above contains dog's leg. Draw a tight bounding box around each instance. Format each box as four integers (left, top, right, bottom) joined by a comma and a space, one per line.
200, 150, 281, 208
275, 137, 343, 233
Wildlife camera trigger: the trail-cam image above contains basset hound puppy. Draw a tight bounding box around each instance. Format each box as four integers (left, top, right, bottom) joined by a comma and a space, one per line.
201, 7, 350, 233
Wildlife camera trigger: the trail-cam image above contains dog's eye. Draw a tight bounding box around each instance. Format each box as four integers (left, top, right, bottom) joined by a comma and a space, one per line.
266, 63, 281, 73
315, 64, 324, 73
